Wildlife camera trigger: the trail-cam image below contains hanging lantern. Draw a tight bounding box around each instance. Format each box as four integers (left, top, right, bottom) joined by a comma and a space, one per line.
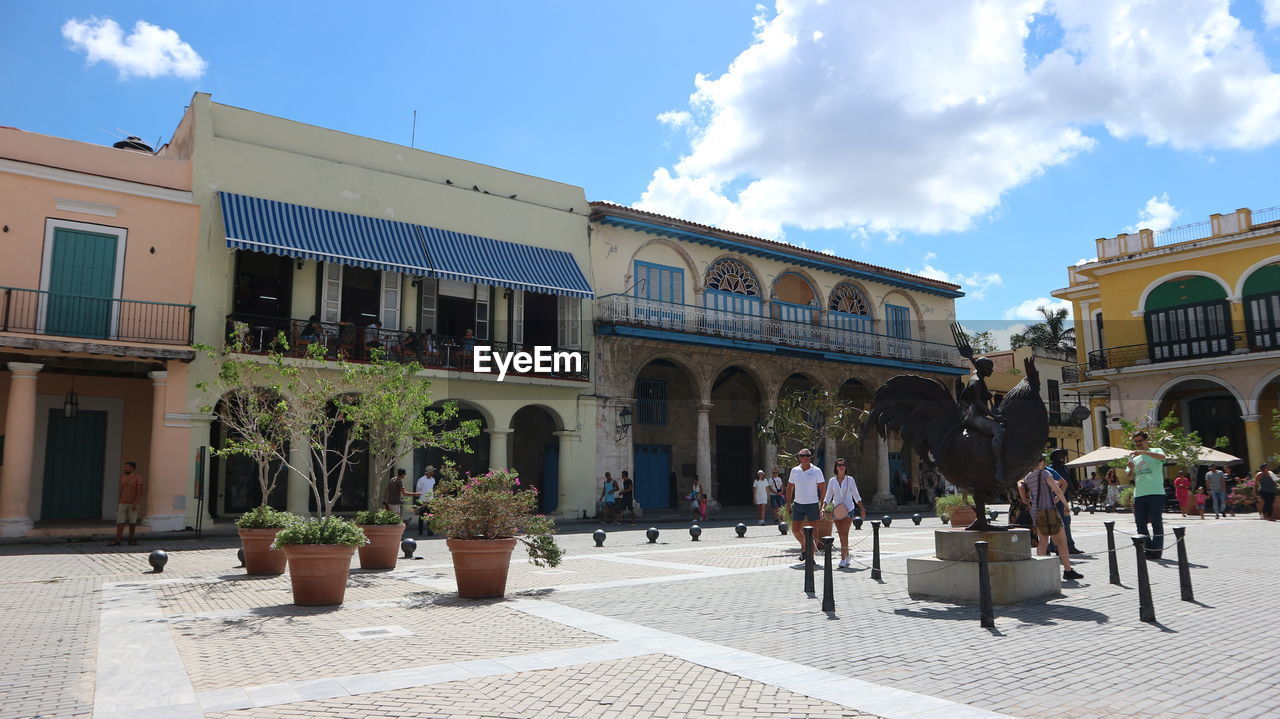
63, 389, 79, 419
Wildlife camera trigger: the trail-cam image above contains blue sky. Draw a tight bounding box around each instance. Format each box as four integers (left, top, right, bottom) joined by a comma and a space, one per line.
4, 1, 1280, 346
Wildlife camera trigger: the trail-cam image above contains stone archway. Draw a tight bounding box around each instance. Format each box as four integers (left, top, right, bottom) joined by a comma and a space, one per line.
510, 405, 563, 513
709, 365, 764, 507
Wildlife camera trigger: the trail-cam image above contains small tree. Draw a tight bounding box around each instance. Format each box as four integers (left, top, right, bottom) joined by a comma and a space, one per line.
966, 329, 998, 354
1110, 408, 1229, 475
758, 387, 865, 467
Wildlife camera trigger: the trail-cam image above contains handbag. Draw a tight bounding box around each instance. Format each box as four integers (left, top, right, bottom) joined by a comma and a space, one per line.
833, 503, 850, 520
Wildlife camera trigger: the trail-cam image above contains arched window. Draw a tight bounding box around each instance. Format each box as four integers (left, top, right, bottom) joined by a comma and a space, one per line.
827, 282, 873, 336
703, 259, 763, 317
1243, 262, 1280, 349
1144, 276, 1232, 361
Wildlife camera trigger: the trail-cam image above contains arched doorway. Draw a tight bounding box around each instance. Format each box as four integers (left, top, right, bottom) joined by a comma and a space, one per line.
312, 396, 369, 513
206, 392, 288, 518
1156, 378, 1245, 478
710, 365, 763, 506
510, 405, 561, 513
632, 358, 698, 510
776, 373, 822, 466
414, 403, 490, 482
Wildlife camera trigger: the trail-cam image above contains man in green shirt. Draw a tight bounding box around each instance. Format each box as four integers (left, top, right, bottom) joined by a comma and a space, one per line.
1126, 431, 1167, 560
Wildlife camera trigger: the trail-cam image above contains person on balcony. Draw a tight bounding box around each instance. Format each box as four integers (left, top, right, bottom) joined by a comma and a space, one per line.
459, 328, 476, 369
364, 320, 384, 358
300, 315, 323, 342
395, 326, 421, 362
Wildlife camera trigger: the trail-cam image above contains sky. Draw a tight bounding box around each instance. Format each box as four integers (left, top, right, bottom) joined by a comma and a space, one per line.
4, 0, 1280, 348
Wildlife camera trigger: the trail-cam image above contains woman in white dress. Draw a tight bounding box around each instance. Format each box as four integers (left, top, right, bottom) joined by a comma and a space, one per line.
752, 470, 770, 524
823, 458, 867, 568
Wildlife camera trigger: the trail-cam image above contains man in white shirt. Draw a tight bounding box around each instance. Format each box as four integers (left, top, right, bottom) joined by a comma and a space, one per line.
415, 465, 437, 537
785, 448, 827, 561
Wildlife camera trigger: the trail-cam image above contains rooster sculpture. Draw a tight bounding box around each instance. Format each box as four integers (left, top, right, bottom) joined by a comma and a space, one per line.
863, 324, 1049, 530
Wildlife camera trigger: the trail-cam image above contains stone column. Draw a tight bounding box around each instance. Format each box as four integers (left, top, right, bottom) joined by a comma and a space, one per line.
761, 396, 778, 474
872, 434, 895, 510
695, 402, 713, 501
553, 430, 579, 516
0, 362, 42, 536
144, 371, 184, 532
824, 436, 838, 478
488, 428, 512, 471
595, 397, 633, 485
1242, 414, 1263, 469
286, 434, 312, 516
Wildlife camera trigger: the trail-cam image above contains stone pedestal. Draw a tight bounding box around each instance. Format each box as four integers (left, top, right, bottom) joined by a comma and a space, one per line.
906, 529, 1060, 605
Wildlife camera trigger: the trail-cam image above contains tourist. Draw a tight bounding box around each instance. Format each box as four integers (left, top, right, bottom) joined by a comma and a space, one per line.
1173, 469, 1193, 517
618, 470, 636, 524
786, 448, 826, 561
1104, 467, 1121, 510
769, 467, 785, 513
823, 458, 866, 568
1256, 463, 1277, 521
1206, 465, 1228, 519
383, 468, 419, 519
1126, 431, 1168, 560
600, 472, 618, 524
1017, 459, 1083, 581
415, 465, 437, 536
109, 461, 144, 546
1046, 450, 1083, 555
1193, 488, 1207, 519
687, 476, 703, 522
752, 470, 770, 524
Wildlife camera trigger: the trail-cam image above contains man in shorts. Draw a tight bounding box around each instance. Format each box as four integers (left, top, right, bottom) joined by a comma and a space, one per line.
110, 461, 144, 546
785, 449, 826, 562
1018, 459, 1082, 581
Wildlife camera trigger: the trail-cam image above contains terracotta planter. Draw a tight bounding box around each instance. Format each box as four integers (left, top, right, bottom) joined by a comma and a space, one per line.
357, 523, 405, 569
949, 505, 978, 528
280, 543, 356, 606
238, 528, 287, 575
446, 537, 518, 599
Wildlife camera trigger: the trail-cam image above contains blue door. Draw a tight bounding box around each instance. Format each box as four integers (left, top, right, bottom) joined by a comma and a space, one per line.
47, 228, 118, 339
540, 442, 559, 513
633, 444, 672, 510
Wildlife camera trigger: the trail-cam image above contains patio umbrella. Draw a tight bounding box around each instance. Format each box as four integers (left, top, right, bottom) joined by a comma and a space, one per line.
1064, 446, 1131, 467
1194, 446, 1241, 464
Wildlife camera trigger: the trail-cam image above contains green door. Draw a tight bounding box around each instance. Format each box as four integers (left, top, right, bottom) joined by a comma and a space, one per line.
41, 409, 108, 520
47, 228, 118, 339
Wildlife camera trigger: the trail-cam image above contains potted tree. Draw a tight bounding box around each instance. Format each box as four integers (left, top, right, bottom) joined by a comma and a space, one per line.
273, 516, 367, 605
935, 492, 977, 528
429, 467, 563, 598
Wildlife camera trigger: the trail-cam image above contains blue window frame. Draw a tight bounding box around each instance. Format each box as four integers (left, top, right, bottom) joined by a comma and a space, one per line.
633, 261, 684, 304
886, 304, 911, 339
636, 379, 667, 425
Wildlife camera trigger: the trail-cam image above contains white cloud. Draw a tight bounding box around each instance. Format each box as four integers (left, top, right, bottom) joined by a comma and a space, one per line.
62, 17, 206, 80
1003, 297, 1073, 321
1263, 0, 1280, 28
1124, 193, 1181, 232
923, 251, 938, 262
1075, 256, 1098, 265
909, 263, 1003, 299
657, 110, 693, 129
639, 0, 1280, 239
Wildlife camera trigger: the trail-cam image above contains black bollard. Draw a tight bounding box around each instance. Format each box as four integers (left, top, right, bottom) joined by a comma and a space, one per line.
778, 520, 788, 535
821, 536, 835, 612
1173, 526, 1194, 602
646, 527, 660, 543
1072, 505, 1081, 516
1104, 521, 1120, 586
852, 516, 863, 530
975, 541, 994, 628
593, 529, 606, 547
1089, 504, 1096, 514
881, 515, 893, 528
912, 513, 922, 526
690, 525, 702, 541
735, 523, 747, 538
400, 537, 417, 559
148, 550, 168, 573
870, 520, 882, 581
236, 547, 245, 567
1132, 534, 1156, 623
988, 509, 999, 521
803, 526, 816, 594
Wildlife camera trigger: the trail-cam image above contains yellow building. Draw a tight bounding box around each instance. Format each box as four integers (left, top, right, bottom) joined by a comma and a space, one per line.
1052, 205, 1280, 472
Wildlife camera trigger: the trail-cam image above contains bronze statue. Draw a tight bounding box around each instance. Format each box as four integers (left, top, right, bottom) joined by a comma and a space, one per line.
863, 323, 1049, 530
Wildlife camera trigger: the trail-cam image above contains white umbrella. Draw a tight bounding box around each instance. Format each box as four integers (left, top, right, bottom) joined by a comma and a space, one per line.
1194, 446, 1241, 464
1065, 446, 1130, 467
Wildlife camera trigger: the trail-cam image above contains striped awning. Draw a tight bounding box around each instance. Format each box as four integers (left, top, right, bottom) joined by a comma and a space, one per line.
219, 192, 593, 298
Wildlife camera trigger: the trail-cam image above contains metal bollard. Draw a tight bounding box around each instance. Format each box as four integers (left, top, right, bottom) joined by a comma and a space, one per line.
803, 525, 816, 594
593, 529, 606, 547
975, 541, 994, 628
646, 527, 660, 543
1173, 526, 1194, 602
870, 520, 882, 581
1104, 521, 1120, 586
1132, 534, 1156, 623
735, 523, 748, 538
821, 536, 835, 612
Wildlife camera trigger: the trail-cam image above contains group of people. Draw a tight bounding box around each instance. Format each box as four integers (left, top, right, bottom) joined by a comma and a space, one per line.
776, 448, 869, 569
297, 315, 477, 366
599, 471, 637, 525
383, 465, 441, 536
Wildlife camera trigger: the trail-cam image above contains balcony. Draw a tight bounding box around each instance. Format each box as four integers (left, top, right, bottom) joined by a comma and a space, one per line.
594, 294, 965, 369
225, 313, 590, 382
1062, 330, 1256, 382
0, 286, 194, 345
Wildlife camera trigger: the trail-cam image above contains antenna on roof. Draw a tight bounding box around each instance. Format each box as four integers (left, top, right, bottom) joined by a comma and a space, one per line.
410, 110, 417, 149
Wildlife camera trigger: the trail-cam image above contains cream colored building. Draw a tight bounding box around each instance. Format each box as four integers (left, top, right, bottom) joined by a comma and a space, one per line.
162, 94, 599, 521
982, 346, 1085, 460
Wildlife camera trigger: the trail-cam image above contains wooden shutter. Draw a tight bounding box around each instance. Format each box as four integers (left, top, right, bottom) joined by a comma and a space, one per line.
380, 272, 401, 330
418, 278, 437, 333
512, 289, 525, 345
321, 263, 342, 323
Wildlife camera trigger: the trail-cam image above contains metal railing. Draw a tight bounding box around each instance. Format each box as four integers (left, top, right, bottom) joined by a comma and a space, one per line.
1153, 220, 1213, 247
225, 313, 590, 381
594, 294, 965, 368
1251, 204, 1280, 226
1074, 331, 1246, 373
0, 286, 194, 345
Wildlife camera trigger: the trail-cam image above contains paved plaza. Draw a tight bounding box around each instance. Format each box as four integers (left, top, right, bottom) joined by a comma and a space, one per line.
0, 511, 1277, 719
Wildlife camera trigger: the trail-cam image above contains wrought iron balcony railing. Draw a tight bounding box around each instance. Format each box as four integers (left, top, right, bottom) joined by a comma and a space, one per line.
0, 286, 194, 345
1062, 330, 1262, 383
594, 294, 965, 368
225, 313, 590, 381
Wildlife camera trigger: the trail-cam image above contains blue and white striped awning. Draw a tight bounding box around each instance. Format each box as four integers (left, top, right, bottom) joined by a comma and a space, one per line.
220, 192, 432, 275
219, 192, 593, 298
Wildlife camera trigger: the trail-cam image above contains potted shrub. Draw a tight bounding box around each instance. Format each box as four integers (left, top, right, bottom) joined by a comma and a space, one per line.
430, 468, 563, 599
354, 508, 405, 569
935, 493, 976, 528
236, 505, 297, 575
273, 516, 367, 606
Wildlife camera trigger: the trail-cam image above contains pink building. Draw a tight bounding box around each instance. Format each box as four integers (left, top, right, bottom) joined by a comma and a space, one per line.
0, 128, 198, 536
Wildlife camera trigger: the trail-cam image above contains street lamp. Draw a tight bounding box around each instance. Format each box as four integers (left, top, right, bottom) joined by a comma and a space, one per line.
615, 406, 633, 441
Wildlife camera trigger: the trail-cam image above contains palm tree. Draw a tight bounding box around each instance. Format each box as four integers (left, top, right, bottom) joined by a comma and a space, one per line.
1010, 306, 1075, 351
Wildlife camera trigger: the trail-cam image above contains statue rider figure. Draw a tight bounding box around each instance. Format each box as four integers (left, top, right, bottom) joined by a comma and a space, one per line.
951, 324, 1005, 484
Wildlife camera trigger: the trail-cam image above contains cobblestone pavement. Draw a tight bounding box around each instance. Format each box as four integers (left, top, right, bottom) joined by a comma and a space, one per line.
0, 512, 1276, 718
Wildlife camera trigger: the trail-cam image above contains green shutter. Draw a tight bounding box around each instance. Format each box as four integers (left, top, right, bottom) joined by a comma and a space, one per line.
47, 228, 118, 338
41, 410, 108, 520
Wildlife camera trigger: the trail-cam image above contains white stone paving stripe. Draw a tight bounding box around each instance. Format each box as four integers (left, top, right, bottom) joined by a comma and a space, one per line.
508, 598, 1019, 719
93, 582, 201, 719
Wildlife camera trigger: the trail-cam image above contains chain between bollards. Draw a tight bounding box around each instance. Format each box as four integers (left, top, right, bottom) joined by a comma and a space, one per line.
975, 540, 994, 628
1173, 526, 1194, 602
1132, 534, 1156, 623
803, 525, 816, 595
870, 520, 882, 581
1104, 520, 1120, 585
821, 536, 835, 612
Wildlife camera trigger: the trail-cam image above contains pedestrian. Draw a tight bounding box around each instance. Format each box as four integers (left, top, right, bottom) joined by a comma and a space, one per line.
600, 472, 618, 524
752, 470, 770, 525
785, 448, 826, 562
1126, 431, 1168, 560
1045, 453, 1083, 555
109, 461, 144, 546
687, 476, 703, 522
384, 468, 419, 520
1173, 469, 1192, 517
618, 470, 635, 524
415, 465, 437, 536
769, 467, 785, 514
1193, 488, 1207, 519
1206, 465, 1228, 518
1256, 463, 1277, 521
1104, 467, 1121, 510
823, 458, 866, 568
1017, 459, 1083, 581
